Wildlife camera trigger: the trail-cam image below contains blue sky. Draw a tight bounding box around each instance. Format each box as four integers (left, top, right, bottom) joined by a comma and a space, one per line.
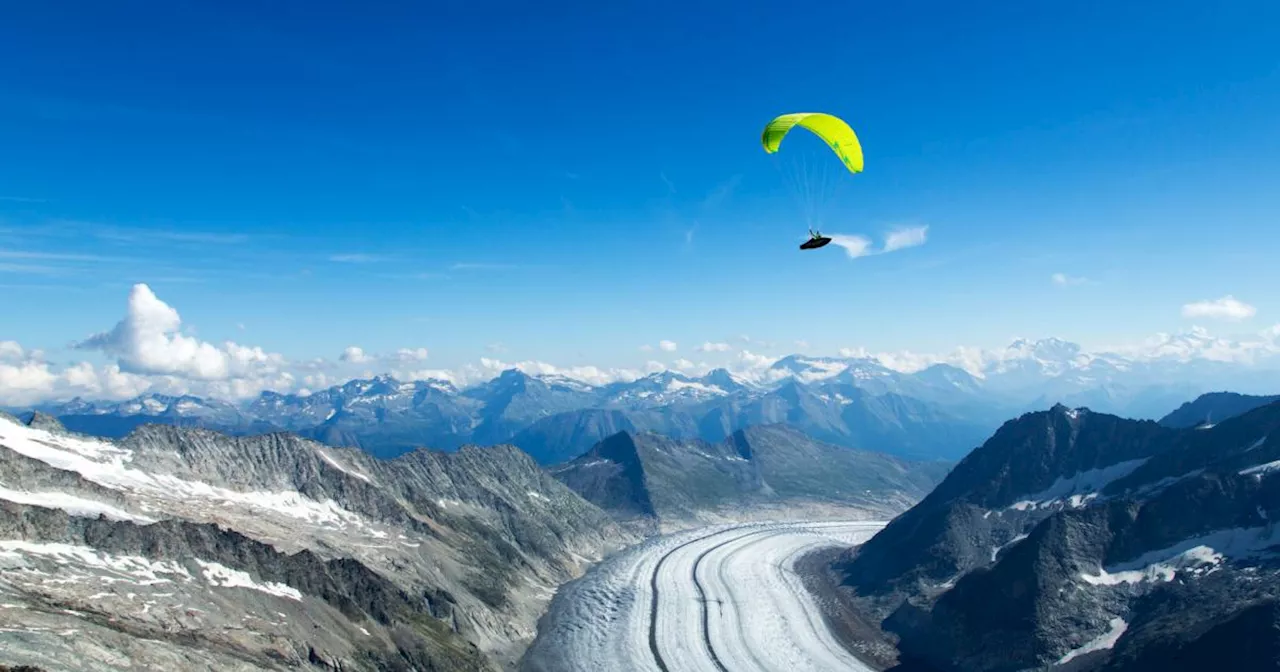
2, 0, 1279, 393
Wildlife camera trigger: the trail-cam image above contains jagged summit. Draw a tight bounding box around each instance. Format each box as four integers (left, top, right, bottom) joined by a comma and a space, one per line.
835, 399, 1280, 671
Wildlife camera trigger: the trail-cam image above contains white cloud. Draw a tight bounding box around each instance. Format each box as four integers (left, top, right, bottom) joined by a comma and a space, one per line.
794, 340, 811, 350
339, 346, 370, 363
390, 368, 458, 385
0, 341, 26, 362
474, 357, 642, 387
639, 344, 654, 353
1051, 272, 1088, 287
829, 226, 928, 260
0, 345, 156, 407
0, 358, 59, 405
737, 350, 779, 371
695, 342, 731, 353
392, 347, 429, 362
658, 340, 678, 352
828, 234, 874, 259
75, 284, 286, 381
1181, 296, 1256, 321
882, 225, 929, 252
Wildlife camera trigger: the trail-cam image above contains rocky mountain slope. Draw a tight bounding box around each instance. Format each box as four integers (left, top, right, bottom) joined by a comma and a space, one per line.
833, 401, 1280, 671
1159, 391, 1280, 429
0, 412, 634, 671
550, 425, 951, 531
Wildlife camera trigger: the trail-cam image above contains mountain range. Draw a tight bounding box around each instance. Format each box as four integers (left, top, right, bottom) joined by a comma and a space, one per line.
550, 425, 952, 532
830, 398, 1280, 671
22, 337, 1277, 464
0, 404, 951, 670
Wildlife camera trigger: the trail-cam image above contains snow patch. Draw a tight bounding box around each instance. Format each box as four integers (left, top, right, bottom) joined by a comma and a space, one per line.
991, 534, 1029, 562
665, 378, 726, 396
1057, 618, 1128, 664
0, 486, 154, 523
0, 541, 191, 585
319, 450, 372, 483
1241, 460, 1280, 478
1080, 525, 1280, 586
195, 560, 302, 601
0, 417, 371, 530
1007, 458, 1147, 511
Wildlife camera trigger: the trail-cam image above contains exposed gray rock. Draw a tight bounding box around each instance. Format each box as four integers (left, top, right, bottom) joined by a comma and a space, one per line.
835, 400, 1280, 671
552, 425, 949, 530
0, 414, 635, 671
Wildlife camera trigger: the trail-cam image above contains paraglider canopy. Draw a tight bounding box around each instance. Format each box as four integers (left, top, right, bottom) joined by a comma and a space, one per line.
761, 113, 864, 174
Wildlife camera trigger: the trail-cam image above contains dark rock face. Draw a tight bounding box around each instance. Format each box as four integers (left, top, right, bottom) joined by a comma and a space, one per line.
552, 425, 948, 526
0, 414, 633, 671
836, 400, 1280, 672
1159, 391, 1280, 429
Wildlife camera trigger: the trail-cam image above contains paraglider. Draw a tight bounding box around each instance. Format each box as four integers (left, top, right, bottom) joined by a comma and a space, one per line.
800, 228, 831, 250
761, 112, 863, 251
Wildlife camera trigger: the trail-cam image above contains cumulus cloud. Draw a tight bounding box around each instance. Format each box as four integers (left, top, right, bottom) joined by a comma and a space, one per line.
339, 346, 371, 363
737, 350, 778, 370
392, 347, 429, 362
0, 341, 27, 362
0, 344, 156, 407
695, 342, 732, 353
75, 284, 286, 381
1051, 273, 1089, 287
0, 358, 59, 405
639, 344, 654, 352
658, 340, 678, 352
1181, 295, 1256, 321
794, 340, 811, 350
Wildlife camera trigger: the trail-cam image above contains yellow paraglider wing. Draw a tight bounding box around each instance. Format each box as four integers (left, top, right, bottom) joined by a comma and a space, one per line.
761, 113, 864, 174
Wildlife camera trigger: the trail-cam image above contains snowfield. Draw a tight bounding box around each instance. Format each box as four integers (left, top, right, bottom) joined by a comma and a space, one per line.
521, 520, 884, 672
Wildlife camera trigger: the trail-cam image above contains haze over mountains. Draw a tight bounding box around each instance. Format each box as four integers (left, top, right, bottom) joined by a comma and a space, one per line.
833, 399, 1280, 671
21, 336, 1280, 464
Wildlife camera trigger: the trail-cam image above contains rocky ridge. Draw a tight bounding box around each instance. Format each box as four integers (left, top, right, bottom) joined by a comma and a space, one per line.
0, 412, 634, 671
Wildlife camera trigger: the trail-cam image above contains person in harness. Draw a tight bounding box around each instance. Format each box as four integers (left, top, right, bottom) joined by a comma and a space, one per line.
800, 228, 832, 250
